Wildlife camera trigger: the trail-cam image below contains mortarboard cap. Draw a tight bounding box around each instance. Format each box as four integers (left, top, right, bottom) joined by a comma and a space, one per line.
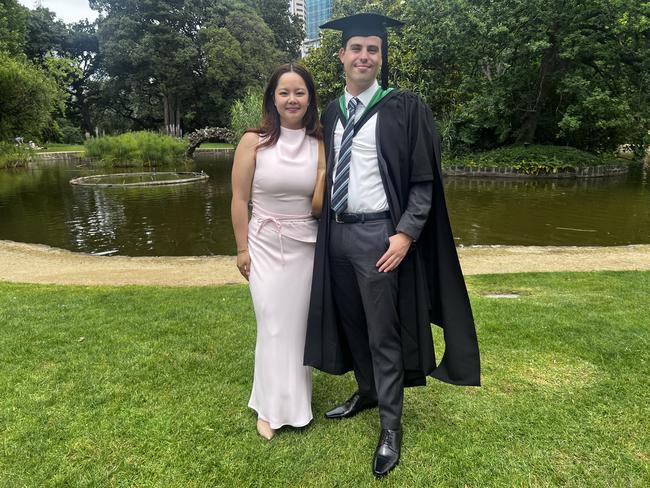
320, 13, 404, 89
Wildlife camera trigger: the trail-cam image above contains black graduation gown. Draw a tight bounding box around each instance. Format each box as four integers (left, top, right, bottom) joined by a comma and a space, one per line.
304, 90, 480, 387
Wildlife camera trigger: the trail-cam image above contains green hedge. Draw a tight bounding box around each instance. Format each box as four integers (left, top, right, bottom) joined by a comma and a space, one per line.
84, 131, 186, 167
444, 145, 627, 173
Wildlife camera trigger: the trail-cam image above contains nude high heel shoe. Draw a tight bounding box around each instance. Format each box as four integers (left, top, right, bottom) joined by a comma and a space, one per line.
256, 419, 275, 440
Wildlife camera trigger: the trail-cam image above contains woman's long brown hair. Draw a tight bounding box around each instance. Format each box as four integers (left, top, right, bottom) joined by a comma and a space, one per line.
248, 63, 322, 149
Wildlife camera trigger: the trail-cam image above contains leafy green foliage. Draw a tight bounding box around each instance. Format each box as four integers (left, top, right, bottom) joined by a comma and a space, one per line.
252, 0, 305, 61
6, 1, 298, 141
88, 0, 284, 133
60, 20, 101, 135
57, 119, 85, 145
200, 3, 281, 127
445, 145, 626, 172
3, 0, 647, 154
2, 5, 95, 142
305, 0, 650, 154
229, 89, 263, 143
0, 53, 61, 141
84, 131, 186, 166
0, 0, 29, 56
0, 142, 33, 168
24, 6, 68, 62
301, 30, 344, 108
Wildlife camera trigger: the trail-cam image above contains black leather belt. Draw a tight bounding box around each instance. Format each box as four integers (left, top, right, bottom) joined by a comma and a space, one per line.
330, 210, 391, 223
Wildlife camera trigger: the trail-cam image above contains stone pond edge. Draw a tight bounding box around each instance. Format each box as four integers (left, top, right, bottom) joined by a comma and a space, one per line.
31, 151, 631, 178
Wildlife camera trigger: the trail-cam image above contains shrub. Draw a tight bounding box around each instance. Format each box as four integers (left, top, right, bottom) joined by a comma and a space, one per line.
0, 142, 33, 169
0, 53, 61, 141
84, 132, 186, 167
59, 120, 85, 145
229, 89, 263, 144
444, 145, 627, 173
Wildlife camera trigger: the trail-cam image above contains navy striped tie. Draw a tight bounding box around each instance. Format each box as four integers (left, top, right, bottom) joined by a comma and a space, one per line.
331, 97, 360, 214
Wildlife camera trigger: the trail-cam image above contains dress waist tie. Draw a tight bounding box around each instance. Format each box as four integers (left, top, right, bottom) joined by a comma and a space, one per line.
252, 211, 315, 265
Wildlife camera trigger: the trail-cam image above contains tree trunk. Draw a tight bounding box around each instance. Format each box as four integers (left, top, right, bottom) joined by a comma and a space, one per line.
516, 43, 559, 144
162, 94, 181, 137
163, 94, 170, 132
77, 92, 92, 135
175, 104, 181, 137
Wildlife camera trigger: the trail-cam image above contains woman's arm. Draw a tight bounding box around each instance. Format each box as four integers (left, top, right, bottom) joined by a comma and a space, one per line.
231, 132, 258, 280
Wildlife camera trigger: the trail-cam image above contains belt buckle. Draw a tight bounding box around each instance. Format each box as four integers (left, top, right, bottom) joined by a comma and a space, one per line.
335, 213, 344, 223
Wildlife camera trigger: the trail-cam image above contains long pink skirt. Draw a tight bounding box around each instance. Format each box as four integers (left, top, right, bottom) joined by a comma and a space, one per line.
247, 216, 315, 429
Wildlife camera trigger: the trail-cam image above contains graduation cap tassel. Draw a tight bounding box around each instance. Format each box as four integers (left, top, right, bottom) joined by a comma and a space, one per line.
381, 33, 389, 90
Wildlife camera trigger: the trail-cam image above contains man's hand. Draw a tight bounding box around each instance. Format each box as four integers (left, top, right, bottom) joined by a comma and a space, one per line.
376, 232, 413, 272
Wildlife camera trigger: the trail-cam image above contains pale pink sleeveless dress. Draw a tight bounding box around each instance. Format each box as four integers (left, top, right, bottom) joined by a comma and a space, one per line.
247, 127, 319, 429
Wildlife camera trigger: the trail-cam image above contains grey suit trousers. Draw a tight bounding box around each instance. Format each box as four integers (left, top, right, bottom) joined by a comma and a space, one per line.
329, 217, 404, 430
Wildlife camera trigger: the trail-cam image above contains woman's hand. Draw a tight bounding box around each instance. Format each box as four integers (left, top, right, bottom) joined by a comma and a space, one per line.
237, 249, 251, 280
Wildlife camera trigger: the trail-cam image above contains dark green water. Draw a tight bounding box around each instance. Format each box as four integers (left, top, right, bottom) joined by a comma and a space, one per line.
0, 155, 648, 256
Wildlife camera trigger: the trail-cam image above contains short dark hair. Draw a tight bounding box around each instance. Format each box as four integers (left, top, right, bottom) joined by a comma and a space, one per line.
250, 63, 322, 149
341, 34, 383, 50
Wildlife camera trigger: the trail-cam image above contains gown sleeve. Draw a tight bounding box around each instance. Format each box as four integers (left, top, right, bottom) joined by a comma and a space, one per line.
396, 94, 438, 240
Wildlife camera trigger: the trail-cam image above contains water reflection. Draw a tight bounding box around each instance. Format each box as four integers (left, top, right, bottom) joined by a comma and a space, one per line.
446, 166, 649, 246
0, 156, 648, 255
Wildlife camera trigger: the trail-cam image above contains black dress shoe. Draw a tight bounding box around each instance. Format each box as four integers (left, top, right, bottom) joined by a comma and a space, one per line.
324, 392, 378, 419
372, 428, 402, 476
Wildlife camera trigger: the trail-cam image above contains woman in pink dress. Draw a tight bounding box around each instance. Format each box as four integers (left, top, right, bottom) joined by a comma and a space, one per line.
231, 63, 322, 440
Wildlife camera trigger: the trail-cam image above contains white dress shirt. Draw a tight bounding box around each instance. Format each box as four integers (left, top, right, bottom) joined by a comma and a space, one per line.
332, 80, 388, 213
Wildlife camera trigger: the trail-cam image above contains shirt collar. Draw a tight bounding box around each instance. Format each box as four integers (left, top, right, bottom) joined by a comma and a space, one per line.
344, 80, 379, 109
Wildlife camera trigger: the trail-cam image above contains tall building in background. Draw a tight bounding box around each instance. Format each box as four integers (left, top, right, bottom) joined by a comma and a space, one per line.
304, 0, 332, 52
290, 0, 306, 23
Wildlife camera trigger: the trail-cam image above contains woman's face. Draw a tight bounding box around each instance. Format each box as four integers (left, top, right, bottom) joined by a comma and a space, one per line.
274, 72, 310, 129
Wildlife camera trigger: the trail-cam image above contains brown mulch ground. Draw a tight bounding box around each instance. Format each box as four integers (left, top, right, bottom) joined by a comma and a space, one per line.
1, 239, 648, 287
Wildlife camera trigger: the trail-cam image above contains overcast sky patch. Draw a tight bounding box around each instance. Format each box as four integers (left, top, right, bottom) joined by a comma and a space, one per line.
18, 0, 99, 24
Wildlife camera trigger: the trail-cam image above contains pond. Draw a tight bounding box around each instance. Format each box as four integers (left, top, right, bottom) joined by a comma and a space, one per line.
0, 154, 648, 256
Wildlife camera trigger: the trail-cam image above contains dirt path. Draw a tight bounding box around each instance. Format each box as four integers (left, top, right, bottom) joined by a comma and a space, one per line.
1, 240, 648, 287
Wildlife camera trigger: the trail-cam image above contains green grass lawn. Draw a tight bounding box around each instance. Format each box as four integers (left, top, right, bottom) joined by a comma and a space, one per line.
37, 144, 85, 153
1, 272, 648, 487
196, 142, 234, 149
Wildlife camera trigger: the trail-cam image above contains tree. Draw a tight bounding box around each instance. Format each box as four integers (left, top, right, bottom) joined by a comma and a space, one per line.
88, 0, 284, 133
301, 29, 344, 108
399, 0, 650, 152
198, 3, 282, 126
251, 0, 305, 61
94, 0, 203, 135
0, 53, 61, 141
63, 20, 101, 134
24, 6, 67, 62
18, 7, 93, 141
305, 0, 650, 153
0, 0, 29, 56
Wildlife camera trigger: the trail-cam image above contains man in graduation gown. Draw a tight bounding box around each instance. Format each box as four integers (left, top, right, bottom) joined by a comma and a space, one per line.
304, 13, 480, 476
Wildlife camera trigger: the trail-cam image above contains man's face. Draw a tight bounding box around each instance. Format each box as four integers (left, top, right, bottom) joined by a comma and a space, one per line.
339, 36, 382, 89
